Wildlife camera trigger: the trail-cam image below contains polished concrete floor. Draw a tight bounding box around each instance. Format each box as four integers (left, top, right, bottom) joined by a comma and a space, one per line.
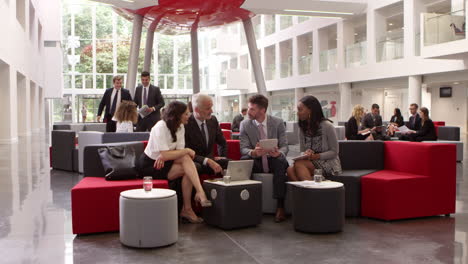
0, 133, 467, 263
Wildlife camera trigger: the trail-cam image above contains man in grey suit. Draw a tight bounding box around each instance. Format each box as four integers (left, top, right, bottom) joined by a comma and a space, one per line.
240, 94, 289, 222
134, 71, 165, 131
362, 103, 387, 140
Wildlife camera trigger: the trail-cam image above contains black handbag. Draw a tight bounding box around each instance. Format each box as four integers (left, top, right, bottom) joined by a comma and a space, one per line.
98, 145, 138, 180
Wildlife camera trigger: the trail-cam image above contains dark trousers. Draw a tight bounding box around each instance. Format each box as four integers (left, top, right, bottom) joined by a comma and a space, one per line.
194, 158, 230, 176
136, 115, 159, 132
105, 114, 116, 132
248, 156, 289, 201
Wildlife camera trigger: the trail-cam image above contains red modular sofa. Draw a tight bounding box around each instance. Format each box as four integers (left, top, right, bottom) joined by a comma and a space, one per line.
72, 139, 241, 235
361, 141, 456, 220
220, 122, 232, 130
222, 129, 232, 140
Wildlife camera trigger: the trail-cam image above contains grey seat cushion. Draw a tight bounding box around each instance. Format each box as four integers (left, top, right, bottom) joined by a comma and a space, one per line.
328, 169, 378, 217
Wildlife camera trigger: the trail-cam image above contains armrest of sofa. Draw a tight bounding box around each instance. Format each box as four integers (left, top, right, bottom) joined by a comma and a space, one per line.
78, 131, 104, 173
339, 140, 385, 170
226, 140, 241, 160
83, 141, 145, 177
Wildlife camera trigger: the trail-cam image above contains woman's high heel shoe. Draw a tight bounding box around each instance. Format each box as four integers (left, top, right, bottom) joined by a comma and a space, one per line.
195, 193, 212, 207
180, 213, 204, 224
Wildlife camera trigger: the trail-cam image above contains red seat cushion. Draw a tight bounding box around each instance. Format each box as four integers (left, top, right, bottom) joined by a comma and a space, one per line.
361, 170, 431, 220
222, 130, 232, 140
71, 177, 168, 234
220, 123, 232, 130
433, 121, 445, 126
226, 140, 241, 160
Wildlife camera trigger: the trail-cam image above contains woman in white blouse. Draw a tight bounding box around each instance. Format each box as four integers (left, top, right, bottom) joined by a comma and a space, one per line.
137, 101, 211, 223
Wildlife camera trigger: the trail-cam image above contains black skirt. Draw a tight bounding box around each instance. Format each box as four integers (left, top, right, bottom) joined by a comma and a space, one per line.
137, 153, 174, 180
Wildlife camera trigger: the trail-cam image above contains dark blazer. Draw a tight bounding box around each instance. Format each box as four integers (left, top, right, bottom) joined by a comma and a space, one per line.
97, 88, 132, 117
411, 119, 437, 141
184, 115, 228, 165
390, 115, 404, 127
231, 113, 244, 132
345, 116, 367, 140
408, 114, 422, 131
134, 84, 165, 122
362, 113, 383, 129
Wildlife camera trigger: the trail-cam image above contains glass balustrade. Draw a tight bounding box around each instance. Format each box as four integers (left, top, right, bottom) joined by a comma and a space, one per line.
319, 48, 337, 72
376, 37, 404, 62
280, 56, 293, 78
298, 54, 312, 75
345, 41, 367, 68
423, 9, 465, 46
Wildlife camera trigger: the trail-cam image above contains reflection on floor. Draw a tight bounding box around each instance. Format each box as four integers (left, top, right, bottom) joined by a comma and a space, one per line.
0, 132, 467, 263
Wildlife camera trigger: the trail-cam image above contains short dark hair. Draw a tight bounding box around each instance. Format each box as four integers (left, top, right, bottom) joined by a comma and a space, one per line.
141, 71, 150, 77
371, 104, 380, 110
248, 94, 268, 110
410, 103, 419, 109
241, 108, 247, 113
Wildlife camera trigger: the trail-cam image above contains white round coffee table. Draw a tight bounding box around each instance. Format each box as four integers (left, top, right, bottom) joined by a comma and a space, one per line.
119, 188, 177, 248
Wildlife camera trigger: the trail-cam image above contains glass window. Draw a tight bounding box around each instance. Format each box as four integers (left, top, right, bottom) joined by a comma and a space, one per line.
158, 35, 174, 74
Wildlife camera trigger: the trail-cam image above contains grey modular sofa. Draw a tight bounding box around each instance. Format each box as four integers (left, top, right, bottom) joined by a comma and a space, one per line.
51, 130, 78, 172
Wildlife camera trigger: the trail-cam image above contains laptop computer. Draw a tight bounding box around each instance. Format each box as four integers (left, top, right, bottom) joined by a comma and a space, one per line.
226, 160, 254, 181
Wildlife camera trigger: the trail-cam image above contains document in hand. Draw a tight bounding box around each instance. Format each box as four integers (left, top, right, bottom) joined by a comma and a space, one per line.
397, 125, 410, 133
138, 105, 150, 118
292, 154, 309, 161
259, 139, 278, 151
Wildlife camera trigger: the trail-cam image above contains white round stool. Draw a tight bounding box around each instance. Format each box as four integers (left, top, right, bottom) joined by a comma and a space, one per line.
120, 188, 177, 248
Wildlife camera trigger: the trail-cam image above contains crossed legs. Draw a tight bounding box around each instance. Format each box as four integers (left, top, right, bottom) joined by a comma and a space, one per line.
287, 160, 315, 181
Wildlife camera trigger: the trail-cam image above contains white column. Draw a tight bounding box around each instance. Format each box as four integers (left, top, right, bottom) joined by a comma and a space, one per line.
339, 83, 352, 121
337, 21, 345, 69
191, 27, 200, 94
243, 18, 267, 95
312, 30, 319, 72
408, 75, 422, 107
292, 36, 299, 76
125, 14, 144, 97
294, 88, 305, 110
143, 27, 155, 72
404, 0, 426, 58
367, 10, 377, 64
239, 93, 247, 109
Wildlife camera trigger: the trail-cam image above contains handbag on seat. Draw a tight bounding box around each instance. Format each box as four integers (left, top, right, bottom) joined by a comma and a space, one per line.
98, 145, 138, 180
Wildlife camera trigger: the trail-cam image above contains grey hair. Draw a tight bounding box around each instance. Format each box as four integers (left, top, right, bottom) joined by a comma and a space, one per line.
191, 93, 212, 110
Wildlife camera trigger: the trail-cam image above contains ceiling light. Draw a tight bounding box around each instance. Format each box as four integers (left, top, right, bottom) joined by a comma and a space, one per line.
120, 0, 134, 2
354, 33, 358, 35
388, 30, 392, 33
389, 23, 393, 26
284, 9, 353, 15
281, 14, 342, 19
454, 82, 459, 84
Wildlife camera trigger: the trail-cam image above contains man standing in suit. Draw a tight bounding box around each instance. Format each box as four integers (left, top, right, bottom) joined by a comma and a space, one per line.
185, 93, 229, 175
240, 94, 289, 223
133, 71, 165, 131
97, 76, 132, 132
231, 108, 247, 132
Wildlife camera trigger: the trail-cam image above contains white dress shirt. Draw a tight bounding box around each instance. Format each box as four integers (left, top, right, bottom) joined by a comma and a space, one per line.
144, 120, 185, 160
110, 88, 122, 113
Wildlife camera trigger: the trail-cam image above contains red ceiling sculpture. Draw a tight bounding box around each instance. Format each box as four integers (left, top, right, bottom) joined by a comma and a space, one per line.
116, 0, 255, 34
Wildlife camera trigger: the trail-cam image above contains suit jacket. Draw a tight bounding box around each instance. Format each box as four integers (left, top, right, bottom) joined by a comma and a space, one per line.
390, 115, 404, 127
134, 84, 165, 122
184, 115, 227, 165
362, 113, 383, 129
239, 115, 288, 159
231, 113, 244, 132
97, 88, 132, 117
415, 119, 437, 139
408, 114, 422, 131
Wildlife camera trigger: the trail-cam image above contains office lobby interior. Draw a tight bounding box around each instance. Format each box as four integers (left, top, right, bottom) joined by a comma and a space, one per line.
1, 0, 468, 263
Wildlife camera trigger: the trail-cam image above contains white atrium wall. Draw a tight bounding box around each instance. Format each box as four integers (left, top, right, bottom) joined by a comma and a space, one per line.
0, 0, 61, 142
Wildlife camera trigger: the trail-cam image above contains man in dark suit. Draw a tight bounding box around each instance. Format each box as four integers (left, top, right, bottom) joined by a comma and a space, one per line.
184, 93, 229, 175
97, 76, 132, 132
408, 103, 422, 131
231, 108, 247, 132
362, 103, 387, 140
240, 94, 289, 222
133, 71, 165, 131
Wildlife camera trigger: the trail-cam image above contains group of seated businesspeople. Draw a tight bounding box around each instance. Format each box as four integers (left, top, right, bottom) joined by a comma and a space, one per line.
232, 108, 247, 132
287, 96, 342, 180
97, 72, 165, 132
239, 94, 290, 223
346, 102, 437, 142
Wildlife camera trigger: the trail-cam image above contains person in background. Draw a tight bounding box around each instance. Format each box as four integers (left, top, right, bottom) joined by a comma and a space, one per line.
133, 71, 165, 132
81, 105, 87, 123
362, 103, 384, 139
287, 96, 341, 181
137, 101, 212, 224
232, 108, 247, 132
113, 100, 138, 133
387, 108, 404, 136
408, 103, 422, 131
240, 94, 289, 223
407, 107, 437, 142
97, 76, 132, 132
184, 93, 229, 175
345, 104, 374, 140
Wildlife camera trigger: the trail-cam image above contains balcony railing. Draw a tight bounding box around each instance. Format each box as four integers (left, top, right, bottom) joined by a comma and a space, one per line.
423, 9, 465, 46
319, 48, 337, 72
298, 54, 312, 75
280, 56, 293, 78
265, 64, 276, 80
376, 37, 403, 62
345, 41, 367, 68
